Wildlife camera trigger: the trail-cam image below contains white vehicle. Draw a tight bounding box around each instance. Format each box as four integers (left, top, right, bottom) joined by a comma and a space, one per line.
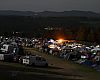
22, 55, 48, 67
1, 44, 10, 53
0, 43, 19, 61
1, 44, 18, 54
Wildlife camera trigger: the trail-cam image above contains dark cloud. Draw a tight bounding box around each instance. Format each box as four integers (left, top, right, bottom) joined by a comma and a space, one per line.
0, 0, 99, 12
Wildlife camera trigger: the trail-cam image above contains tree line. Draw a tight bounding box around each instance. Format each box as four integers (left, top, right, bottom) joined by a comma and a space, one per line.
0, 15, 100, 43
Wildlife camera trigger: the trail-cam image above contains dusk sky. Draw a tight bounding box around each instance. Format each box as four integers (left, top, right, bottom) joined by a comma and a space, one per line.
0, 0, 100, 12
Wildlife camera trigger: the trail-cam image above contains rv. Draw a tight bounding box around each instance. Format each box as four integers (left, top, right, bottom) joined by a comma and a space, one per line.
0, 43, 19, 61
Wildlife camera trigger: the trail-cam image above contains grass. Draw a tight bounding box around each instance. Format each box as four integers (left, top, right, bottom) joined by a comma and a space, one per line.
0, 47, 100, 80
24, 47, 100, 80
0, 61, 83, 80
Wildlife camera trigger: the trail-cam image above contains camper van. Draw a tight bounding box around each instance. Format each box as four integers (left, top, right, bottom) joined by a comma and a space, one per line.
22, 55, 48, 67
1, 44, 18, 54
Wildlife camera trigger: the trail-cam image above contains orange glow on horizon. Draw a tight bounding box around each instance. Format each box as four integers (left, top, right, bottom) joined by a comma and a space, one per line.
57, 39, 64, 43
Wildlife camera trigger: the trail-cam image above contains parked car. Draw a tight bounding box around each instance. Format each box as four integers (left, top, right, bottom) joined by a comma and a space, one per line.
22, 55, 48, 67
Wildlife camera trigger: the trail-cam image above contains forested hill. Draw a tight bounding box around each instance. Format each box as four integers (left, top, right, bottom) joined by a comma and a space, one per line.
0, 14, 100, 43
0, 15, 100, 32
0, 10, 100, 17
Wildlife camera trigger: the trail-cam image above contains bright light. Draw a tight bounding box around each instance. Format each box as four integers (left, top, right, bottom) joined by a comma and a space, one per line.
0, 36, 3, 38
6, 38, 8, 40
57, 47, 61, 50
48, 45, 55, 48
93, 52, 96, 54
96, 45, 100, 48
78, 45, 82, 48
81, 56, 86, 59
57, 39, 64, 43
49, 39, 54, 43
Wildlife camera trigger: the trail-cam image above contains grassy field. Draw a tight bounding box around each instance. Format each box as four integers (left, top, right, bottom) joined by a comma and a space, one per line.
0, 61, 83, 80
0, 48, 100, 80
25, 48, 100, 80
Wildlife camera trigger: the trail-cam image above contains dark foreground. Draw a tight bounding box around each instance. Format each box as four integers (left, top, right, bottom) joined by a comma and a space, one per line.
0, 48, 100, 80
